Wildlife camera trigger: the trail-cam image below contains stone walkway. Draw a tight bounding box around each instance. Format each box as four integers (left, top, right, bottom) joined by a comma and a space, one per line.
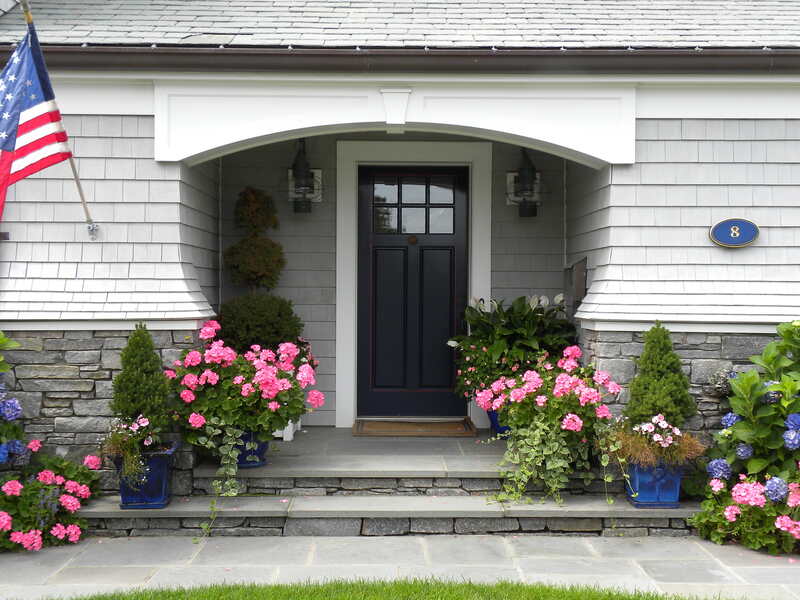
1, 535, 799, 600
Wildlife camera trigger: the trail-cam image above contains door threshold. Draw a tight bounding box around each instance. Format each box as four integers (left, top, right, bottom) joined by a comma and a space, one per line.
352, 417, 477, 437
356, 416, 468, 422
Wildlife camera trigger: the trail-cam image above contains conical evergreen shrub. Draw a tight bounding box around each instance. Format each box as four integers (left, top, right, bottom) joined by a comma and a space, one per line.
110, 323, 171, 430
623, 322, 696, 427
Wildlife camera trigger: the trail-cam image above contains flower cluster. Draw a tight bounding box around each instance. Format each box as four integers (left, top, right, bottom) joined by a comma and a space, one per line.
1, 453, 98, 552
784, 413, 800, 451
0, 380, 31, 467
631, 414, 682, 448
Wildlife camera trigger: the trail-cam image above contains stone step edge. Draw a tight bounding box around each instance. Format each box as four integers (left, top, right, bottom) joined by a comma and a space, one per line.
192, 466, 505, 479
83, 495, 700, 520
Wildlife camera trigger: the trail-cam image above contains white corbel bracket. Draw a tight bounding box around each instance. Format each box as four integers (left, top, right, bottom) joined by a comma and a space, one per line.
380, 88, 412, 133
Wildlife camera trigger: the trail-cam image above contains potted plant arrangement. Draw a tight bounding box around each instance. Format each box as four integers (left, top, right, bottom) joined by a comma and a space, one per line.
167, 320, 325, 496
609, 322, 702, 508
104, 324, 178, 509
449, 295, 576, 435
691, 320, 800, 553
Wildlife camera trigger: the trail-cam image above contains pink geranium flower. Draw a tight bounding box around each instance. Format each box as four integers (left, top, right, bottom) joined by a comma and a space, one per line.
83, 455, 101, 470
307, 389, 325, 409
232, 375, 245, 385
562, 345, 582, 360
27, 439, 42, 452
709, 479, 725, 493
724, 505, 741, 522
199, 369, 219, 385
37, 470, 57, 485
11, 529, 42, 551
595, 404, 612, 419
180, 389, 196, 403
788, 483, 800, 508
561, 413, 584, 432
59, 494, 81, 513
606, 381, 622, 394
2, 480, 23, 496
163, 369, 177, 379
268, 401, 281, 412
181, 373, 199, 390
241, 383, 255, 397
0, 510, 11, 531
297, 364, 316, 389
184, 350, 202, 367
535, 395, 548, 407
731, 481, 766, 507
188, 413, 206, 429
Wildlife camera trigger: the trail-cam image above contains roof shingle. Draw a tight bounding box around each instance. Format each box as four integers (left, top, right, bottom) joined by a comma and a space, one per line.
0, 0, 797, 49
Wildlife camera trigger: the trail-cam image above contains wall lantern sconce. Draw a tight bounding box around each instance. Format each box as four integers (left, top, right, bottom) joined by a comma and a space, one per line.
287, 138, 323, 213
506, 148, 547, 217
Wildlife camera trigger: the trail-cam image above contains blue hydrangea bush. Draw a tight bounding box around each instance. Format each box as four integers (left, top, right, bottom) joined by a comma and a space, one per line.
0, 380, 28, 467
691, 321, 800, 553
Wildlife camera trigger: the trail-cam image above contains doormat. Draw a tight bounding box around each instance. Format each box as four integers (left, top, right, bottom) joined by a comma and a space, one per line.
352, 418, 477, 437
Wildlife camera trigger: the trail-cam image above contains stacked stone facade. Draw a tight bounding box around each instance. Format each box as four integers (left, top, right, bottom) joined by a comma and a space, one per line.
580, 328, 776, 442
4, 329, 197, 494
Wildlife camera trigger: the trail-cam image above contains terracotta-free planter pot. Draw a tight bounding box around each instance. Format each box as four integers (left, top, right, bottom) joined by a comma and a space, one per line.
626, 463, 682, 509
117, 440, 179, 510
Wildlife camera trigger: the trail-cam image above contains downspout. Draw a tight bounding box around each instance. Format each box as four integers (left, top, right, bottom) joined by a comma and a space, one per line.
217, 157, 223, 311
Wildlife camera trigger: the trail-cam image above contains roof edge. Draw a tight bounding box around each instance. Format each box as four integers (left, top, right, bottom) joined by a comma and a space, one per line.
36, 45, 800, 74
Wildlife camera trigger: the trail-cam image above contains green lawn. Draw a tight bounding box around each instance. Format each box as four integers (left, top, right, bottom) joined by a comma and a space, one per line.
81, 581, 691, 600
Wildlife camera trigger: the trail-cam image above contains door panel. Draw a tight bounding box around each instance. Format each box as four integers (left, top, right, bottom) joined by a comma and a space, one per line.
357, 166, 469, 417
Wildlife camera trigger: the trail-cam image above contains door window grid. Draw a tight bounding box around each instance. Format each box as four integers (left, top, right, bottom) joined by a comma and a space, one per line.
372, 175, 455, 234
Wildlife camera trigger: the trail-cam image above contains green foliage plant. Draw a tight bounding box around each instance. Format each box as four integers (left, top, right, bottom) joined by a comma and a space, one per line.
105, 324, 173, 484
691, 321, 800, 553
0, 453, 100, 552
218, 293, 304, 354
223, 187, 286, 291
450, 295, 576, 403
0, 331, 19, 373
623, 322, 695, 428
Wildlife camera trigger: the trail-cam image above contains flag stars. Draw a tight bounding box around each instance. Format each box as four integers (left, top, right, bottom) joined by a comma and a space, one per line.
4, 94, 12, 101
12, 56, 19, 64
2, 113, 10, 120
24, 80, 31, 86
8, 74, 15, 82
0, 132, 8, 139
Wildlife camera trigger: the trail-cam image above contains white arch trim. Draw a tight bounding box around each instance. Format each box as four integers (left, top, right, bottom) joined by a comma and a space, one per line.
154, 80, 634, 167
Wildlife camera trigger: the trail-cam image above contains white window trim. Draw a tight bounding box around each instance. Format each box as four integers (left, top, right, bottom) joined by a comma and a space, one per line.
335, 141, 492, 428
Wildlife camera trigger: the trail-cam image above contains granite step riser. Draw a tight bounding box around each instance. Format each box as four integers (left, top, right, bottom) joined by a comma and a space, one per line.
191, 477, 625, 497
87, 516, 692, 538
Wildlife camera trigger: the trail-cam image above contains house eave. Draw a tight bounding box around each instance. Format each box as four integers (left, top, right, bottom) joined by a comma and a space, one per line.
32, 45, 800, 74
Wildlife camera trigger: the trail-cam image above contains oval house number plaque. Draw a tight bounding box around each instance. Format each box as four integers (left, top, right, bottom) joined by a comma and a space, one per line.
709, 218, 759, 248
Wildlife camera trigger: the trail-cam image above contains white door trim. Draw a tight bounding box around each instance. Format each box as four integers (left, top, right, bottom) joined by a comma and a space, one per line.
335, 141, 493, 428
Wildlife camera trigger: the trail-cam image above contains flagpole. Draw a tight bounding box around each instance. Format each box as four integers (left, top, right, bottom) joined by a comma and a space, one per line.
19, 0, 97, 239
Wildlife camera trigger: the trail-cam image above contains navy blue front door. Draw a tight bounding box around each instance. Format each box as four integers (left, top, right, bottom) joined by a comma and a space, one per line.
357, 166, 469, 417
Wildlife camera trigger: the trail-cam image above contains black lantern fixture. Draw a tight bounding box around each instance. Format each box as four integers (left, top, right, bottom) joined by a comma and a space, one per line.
290, 138, 315, 213
514, 148, 540, 218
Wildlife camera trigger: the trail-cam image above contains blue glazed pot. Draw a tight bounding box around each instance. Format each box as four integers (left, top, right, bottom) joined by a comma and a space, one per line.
237, 431, 270, 468
118, 440, 179, 510
486, 410, 511, 436
626, 463, 682, 509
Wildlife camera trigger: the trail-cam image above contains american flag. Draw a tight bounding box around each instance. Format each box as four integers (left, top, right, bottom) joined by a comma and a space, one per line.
0, 22, 71, 219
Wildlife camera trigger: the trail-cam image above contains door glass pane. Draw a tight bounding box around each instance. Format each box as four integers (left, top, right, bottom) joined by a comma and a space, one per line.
430, 175, 454, 204
401, 207, 426, 233
373, 177, 398, 204
429, 207, 454, 234
374, 207, 397, 233
401, 176, 426, 204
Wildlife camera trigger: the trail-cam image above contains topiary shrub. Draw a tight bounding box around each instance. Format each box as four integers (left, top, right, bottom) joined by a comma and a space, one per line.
110, 324, 171, 432
218, 293, 303, 353
223, 187, 285, 291
623, 322, 696, 427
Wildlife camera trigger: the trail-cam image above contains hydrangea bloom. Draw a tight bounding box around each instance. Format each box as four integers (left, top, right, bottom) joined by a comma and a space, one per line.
720, 412, 742, 428
786, 413, 800, 430
761, 380, 782, 404
7, 439, 25, 455
2, 479, 23, 496
0, 443, 8, 463
707, 458, 732, 480
83, 455, 101, 470
0, 397, 22, 421
783, 429, 800, 450
735, 443, 754, 460
765, 477, 789, 502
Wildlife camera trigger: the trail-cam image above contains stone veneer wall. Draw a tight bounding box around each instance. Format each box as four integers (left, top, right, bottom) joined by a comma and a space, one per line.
4, 329, 197, 494
580, 328, 776, 442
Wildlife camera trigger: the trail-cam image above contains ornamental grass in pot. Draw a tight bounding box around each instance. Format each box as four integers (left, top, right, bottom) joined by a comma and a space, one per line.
167, 320, 325, 496
103, 323, 178, 509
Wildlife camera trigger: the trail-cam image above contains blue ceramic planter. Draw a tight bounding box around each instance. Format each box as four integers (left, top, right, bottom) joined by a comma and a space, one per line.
486, 410, 511, 436
626, 463, 682, 508
237, 431, 270, 468
118, 440, 179, 510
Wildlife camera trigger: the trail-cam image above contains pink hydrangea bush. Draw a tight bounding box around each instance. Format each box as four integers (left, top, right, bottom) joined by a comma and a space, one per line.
169, 320, 325, 495
0, 453, 98, 552
480, 346, 622, 500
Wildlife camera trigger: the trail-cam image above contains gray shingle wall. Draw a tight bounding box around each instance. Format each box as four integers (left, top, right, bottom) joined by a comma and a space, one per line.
0, 115, 214, 322
220, 132, 562, 425
575, 118, 800, 324
565, 162, 611, 290
0, 1, 797, 49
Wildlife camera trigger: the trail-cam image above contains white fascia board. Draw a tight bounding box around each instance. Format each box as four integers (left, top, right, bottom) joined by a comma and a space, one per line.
577, 318, 781, 335
0, 319, 206, 331
636, 84, 800, 119
51, 78, 154, 116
